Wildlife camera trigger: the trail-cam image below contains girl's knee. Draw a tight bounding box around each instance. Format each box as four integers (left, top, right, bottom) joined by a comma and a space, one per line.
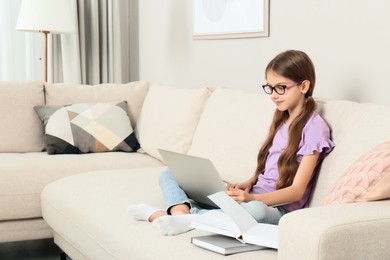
241, 201, 268, 220
240, 201, 281, 224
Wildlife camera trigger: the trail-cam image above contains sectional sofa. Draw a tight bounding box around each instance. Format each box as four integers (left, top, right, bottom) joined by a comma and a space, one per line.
1, 80, 389, 259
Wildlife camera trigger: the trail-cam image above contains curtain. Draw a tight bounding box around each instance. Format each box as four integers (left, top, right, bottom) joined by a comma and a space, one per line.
51, 0, 136, 85
0, 0, 43, 81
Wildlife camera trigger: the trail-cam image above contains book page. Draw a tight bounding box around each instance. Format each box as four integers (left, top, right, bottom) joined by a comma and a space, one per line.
190, 210, 241, 238
243, 223, 278, 249
208, 191, 258, 234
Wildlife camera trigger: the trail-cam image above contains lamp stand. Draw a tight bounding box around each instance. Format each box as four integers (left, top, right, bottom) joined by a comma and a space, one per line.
42, 30, 49, 82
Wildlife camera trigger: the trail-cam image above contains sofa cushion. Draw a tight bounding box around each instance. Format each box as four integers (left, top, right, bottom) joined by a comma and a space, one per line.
187, 88, 275, 183
35, 101, 140, 154
322, 141, 390, 205
44, 80, 149, 128
41, 168, 277, 259
309, 99, 390, 206
0, 81, 45, 152
0, 152, 164, 221
135, 85, 211, 161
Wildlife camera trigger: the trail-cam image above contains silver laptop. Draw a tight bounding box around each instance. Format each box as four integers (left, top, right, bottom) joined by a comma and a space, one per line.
158, 149, 226, 208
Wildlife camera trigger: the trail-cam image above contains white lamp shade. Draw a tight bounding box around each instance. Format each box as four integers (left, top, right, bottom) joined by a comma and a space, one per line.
16, 0, 76, 34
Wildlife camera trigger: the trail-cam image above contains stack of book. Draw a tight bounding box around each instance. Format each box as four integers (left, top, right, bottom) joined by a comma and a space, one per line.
190, 191, 279, 255
191, 234, 266, 255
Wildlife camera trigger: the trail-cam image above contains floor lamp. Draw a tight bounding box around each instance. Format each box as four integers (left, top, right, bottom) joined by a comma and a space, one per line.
15, 0, 75, 82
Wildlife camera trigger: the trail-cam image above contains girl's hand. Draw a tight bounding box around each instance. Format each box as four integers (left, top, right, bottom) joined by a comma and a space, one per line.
226, 189, 253, 203
226, 180, 252, 192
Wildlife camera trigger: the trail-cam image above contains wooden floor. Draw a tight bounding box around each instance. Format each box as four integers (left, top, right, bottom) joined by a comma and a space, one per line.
0, 238, 69, 260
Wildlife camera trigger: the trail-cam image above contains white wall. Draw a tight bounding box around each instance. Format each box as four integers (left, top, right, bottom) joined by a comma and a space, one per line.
138, 0, 390, 106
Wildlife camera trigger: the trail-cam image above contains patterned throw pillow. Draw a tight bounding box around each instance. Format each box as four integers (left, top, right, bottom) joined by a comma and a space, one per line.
35, 101, 140, 154
322, 141, 390, 205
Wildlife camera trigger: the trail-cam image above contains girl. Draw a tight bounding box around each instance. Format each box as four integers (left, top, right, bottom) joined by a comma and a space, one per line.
128, 50, 335, 236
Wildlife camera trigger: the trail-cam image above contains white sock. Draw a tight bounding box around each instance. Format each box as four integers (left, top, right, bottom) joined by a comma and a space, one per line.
127, 204, 161, 221
152, 214, 195, 236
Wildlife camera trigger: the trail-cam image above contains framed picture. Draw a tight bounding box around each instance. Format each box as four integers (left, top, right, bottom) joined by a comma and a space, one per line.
193, 0, 269, 40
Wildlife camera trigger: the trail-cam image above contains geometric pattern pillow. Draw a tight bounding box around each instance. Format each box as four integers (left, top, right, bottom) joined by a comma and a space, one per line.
322, 141, 390, 205
34, 101, 140, 154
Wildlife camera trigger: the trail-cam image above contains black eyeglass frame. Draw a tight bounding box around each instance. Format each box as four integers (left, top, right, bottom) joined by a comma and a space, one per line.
261, 81, 302, 95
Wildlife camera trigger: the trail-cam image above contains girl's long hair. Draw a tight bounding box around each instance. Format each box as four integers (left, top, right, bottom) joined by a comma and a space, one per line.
255, 50, 317, 190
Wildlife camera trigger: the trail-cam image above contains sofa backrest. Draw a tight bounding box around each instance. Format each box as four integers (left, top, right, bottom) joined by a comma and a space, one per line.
187, 88, 390, 207
0, 81, 45, 152
44, 80, 149, 129
310, 99, 390, 206
135, 84, 211, 161
187, 87, 275, 183
0, 80, 149, 153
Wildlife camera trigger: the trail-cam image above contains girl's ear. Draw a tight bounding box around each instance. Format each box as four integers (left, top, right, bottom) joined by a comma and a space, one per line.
300, 80, 310, 94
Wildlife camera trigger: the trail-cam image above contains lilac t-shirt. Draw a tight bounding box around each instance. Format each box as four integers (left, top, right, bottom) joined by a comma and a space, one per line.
251, 112, 335, 212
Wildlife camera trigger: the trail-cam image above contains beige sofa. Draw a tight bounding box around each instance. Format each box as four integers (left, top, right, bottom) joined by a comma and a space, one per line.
1, 81, 390, 259
0, 80, 165, 243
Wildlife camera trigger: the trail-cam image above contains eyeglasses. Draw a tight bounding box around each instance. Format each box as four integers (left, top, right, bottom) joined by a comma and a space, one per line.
261, 82, 301, 95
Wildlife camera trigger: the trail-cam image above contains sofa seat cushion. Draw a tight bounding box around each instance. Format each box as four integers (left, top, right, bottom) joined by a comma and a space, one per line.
41, 168, 277, 260
0, 218, 52, 243
0, 81, 45, 152
0, 152, 163, 221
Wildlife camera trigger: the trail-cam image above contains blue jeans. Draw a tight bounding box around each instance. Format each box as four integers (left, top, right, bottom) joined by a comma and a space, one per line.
158, 168, 287, 225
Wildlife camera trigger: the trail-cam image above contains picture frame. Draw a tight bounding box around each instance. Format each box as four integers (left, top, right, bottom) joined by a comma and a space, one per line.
193, 0, 269, 40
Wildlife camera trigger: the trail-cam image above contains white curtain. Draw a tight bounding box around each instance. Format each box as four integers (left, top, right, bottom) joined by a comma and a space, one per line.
51, 0, 135, 84
0, 0, 43, 81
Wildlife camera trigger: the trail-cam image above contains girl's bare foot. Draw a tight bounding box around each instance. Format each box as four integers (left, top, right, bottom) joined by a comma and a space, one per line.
170, 204, 190, 215
127, 203, 190, 222
148, 210, 166, 222
149, 204, 189, 221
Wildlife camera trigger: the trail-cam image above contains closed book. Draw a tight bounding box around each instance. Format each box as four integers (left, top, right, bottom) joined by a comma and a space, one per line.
191, 234, 266, 255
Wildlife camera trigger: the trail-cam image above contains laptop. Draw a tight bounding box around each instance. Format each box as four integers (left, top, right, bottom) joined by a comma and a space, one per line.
158, 149, 227, 208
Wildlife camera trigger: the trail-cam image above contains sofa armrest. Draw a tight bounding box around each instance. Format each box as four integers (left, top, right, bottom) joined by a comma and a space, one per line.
278, 201, 390, 260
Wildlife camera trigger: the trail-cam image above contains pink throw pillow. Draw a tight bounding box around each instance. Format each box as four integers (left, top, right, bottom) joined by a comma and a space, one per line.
322, 141, 390, 205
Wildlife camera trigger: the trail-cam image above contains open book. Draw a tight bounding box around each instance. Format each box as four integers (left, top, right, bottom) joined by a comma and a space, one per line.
189, 191, 278, 249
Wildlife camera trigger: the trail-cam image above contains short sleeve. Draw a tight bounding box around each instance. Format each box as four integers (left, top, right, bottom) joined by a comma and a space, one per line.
297, 113, 335, 156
